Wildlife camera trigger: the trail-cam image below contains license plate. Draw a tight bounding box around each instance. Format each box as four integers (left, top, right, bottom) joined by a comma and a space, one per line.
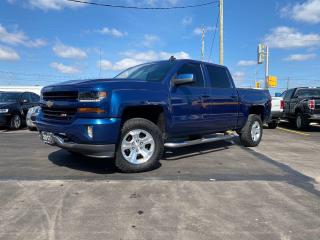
40, 131, 55, 145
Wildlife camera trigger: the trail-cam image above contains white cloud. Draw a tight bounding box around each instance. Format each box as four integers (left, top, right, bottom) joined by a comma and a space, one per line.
0, 24, 46, 48
99, 50, 190, 71
53, 42, 87, 59
142, 34, 160, 47
237, 60, 256, 67
263, 26, 320, 49
15, 0, 88, 11
232, 71, 245, 81
281, 0, 320, 24
97, 27, 127, 38
0, 46, 20, 61
283, 53, 317, 61
50, 62, 81, 74
193, 26, 215, 35
182, 16, 193, 26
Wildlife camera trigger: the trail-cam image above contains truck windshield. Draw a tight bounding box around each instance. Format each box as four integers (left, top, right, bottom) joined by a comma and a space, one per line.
0, 92, 20, 103
115, 62, 175, 82
297, 89, 320, 98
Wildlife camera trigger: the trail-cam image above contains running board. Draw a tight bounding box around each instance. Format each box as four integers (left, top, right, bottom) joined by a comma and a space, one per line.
164, 133, 235, 148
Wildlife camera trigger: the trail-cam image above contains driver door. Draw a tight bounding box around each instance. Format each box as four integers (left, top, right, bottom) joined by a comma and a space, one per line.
169, 63, 211, 137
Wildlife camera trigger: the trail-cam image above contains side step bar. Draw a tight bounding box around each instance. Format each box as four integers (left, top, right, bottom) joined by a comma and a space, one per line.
164, 133, 235, 148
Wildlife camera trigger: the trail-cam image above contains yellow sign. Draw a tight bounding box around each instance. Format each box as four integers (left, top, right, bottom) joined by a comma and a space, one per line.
268, 76, 277, 88
255, 82, 261, 88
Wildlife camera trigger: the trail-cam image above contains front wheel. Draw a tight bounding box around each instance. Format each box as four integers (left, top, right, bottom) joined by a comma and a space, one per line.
239, 114, 263, 147
115, 118, 164, 173
10, 114, 22, 130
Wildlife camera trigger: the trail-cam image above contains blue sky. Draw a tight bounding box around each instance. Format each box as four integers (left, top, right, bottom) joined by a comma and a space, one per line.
0, 0, 320, 94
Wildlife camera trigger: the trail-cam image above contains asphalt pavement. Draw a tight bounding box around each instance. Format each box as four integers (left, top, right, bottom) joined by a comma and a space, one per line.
0, 123, 319, 240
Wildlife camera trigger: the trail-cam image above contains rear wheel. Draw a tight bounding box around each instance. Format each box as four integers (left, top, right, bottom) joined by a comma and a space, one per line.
295, 113, 309, 130
10, 115, 22, 130
239, 114, 263, 147
115, 118, 163, 173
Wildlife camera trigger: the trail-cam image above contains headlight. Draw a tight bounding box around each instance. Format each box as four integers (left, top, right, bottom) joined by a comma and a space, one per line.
0, 109, 9, 113
78, 91, 107, 102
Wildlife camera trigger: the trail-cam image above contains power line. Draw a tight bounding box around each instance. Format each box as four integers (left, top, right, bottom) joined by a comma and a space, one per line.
208, 11, 220, 62
66, 0, 219, 10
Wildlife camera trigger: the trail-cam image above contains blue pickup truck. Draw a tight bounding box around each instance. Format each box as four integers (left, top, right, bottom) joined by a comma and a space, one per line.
37, 59, 271, 172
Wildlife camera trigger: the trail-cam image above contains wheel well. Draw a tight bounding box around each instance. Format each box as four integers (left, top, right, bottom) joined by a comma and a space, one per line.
295, 108, 302, 115
121, 106, 165, 132
248, 105, 265, 121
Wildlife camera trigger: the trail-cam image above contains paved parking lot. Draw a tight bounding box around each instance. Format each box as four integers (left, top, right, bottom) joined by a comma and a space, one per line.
0, 123, 320, 240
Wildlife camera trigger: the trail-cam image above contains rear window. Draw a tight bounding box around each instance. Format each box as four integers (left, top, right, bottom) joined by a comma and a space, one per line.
206, 65, 231, 88
296, 89, 320, 98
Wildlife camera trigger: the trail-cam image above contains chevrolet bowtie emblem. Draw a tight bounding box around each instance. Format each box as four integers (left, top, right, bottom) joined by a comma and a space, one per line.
46, 101, 54, 108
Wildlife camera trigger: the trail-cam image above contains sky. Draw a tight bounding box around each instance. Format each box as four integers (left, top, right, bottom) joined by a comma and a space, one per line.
0, 0, 320, 94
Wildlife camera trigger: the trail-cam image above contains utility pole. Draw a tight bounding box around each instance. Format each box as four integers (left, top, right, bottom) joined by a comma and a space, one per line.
287, 77, 290, 90
201, 27, 205, 61
264, 45, 269, 89
219, 0, 224, 65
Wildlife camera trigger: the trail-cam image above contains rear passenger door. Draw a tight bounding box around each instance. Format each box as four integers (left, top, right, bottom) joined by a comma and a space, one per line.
205, 64, 239, 131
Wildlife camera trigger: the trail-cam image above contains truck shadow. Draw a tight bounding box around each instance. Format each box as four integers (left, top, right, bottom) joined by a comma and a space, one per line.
47, 141, 233, 174
48, 150, 118, 174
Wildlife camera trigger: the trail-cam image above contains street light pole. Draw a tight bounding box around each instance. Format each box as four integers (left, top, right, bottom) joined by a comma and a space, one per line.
219, 0, 224, 65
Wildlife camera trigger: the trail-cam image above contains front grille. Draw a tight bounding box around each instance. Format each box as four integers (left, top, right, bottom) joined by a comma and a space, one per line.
43, 91, 78, 101
42, 107, 77, 121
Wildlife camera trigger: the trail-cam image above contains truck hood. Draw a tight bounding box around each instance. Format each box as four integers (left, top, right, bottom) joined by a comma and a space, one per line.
43, 78, 165, 92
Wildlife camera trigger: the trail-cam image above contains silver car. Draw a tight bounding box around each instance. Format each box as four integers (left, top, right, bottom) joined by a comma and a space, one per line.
26, 106, 40, 130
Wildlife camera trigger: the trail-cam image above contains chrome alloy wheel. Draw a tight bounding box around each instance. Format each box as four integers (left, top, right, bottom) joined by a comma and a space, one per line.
121, 129, 155, 165
251, 121, 261, 142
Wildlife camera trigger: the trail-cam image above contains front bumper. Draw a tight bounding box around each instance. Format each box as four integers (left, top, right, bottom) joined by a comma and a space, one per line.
0, 113, 10, 126
36, 116, 121, 157
44, 134, 115, 158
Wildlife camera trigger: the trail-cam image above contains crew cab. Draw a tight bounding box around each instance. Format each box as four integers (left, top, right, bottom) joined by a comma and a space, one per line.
36, 59, 271, 172
282, 87, 320, 129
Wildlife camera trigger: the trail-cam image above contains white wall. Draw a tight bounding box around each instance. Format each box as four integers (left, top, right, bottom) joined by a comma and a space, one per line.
0, 86, 43, 95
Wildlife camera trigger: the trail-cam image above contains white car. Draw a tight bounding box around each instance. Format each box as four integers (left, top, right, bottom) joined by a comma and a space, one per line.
267, 96, 284, 129
26, 106, 40, 130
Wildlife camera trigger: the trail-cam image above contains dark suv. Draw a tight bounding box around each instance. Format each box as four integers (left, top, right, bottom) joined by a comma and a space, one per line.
0, 91, 40, 130
282, 88, 320, 129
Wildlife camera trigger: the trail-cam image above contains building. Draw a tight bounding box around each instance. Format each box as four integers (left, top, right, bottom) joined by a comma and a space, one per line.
0, 86, 43, 95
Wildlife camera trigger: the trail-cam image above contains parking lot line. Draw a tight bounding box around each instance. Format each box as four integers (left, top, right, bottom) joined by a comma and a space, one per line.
277, 127, 310, 136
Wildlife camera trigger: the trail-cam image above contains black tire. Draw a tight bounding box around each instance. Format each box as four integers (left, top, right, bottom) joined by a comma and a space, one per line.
268, 121, 279, 129
295, 113, 309, 130
239, 114, 263, 147
9, 114, 22, 130
115, 118, 164, 173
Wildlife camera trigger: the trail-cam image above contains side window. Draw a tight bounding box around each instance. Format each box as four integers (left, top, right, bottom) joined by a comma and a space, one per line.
284, 89, 294, 100
21, 93, 31, 103
206, 65, 231, 88
31, 93, 40, 102
176, 63, 204, 87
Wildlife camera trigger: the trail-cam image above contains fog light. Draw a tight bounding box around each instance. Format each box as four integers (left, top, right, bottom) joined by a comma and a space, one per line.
87, 126, 93, 138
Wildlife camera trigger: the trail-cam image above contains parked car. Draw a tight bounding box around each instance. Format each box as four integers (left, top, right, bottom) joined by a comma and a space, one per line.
26, 106, 41, 130
282, 87, 320, 130
267, 96, 284, 129
0, 91, 40, 130
37, 59, 271, 172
